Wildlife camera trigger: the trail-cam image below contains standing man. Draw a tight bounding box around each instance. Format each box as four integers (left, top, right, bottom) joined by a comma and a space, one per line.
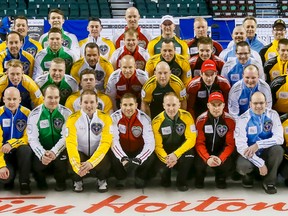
70, 42, 114, 92
34, 28, 78, 79
79, 17, 115, 59
113, 7, 152, 49
141, 61, 187, 119
106, 55, 148, 110
66, 90, 113, 193
28, 85, 72, 191
110, 93, 155, 188
147, 15, 189, 59
0, 31, 34, 77
0, 87, 32, 195
235, 91, 284, 194
35, 58, 78, 105
195, 92, 235, 189
152, 92, 196, 191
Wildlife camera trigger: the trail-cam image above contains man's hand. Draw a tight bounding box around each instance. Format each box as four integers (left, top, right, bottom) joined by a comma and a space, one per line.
78, 161, 93, 177
244, 143, 259, 158
207, 155, 222, 167
1, 143, 12, 154
41, 151, 55, 165
45, 151, 56, 160
166, 153, 178, 168
0, 167, 9, 179
259, 164, 268, 176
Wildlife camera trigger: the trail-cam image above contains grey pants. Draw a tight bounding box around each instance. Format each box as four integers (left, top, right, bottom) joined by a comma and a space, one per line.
236, 145, 284, 185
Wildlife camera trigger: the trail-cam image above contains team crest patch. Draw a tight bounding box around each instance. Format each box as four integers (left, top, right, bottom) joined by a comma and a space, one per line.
216, 125, 228, 137
263, 120, 273, 132
60, 88, 72, 98
16, 119, 27, 132
132, 126, 142, 137
23, 62, 30, 74
54, 118, 64, 130
95, 70, 105, 81
131, 85, 142, 92
175, 123, 185, 136
135, 60, 145, 70
91, 123, 103, 135
99, 45, 108, 55
97, 102, 103, 111
62, 40, 69, 47
26, 47, 36, 56
64, 58, 72, 68
171, 68, 182, 77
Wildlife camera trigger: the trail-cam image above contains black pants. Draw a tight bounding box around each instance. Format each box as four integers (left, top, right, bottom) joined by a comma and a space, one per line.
110, 151, 156, 180
0, 145, 32, 184
32, 150, 67, 184
71, 151, 111, 182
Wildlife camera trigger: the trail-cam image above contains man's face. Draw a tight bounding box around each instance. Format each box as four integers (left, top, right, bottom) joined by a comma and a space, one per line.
273, 24, 286, 40
243, 19, 257, 39
121, 58, 136, 79
155, 66, 171, 87
277, 43, 288, 61
85, 47, 99, 67
250, 93, 267, 115
194, 20, 208, 38
198, 44, 212, 61
87, 21, 102, 38
7, 33, 23, 56
44, 87, 60, 111
3, 89, 21, 113
121, 98, 137, 118
49, 62, 65, 84
7, 66, 23, 86
236, 45, 251, 64
81, 74, 96, 90
243, 68, 259, 88
14, 19, 28, 37
161, 42, 175, 62
125, 8, 140, 29
48, 12, 64, 29
232, 27, 246, 43
163, 95, 180, 120
124, 34, 138, 53
80, 94, 98, 117
161, 21, 175, 38
201, 70, 216, 86
207, 101, 225, 118
48, 32, 62, 51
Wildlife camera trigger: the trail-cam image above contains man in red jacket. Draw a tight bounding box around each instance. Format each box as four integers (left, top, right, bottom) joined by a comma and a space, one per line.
194, 92, 235, 189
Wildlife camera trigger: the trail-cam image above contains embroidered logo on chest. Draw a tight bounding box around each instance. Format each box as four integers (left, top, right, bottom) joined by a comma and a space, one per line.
216, 125, 228, 137
53, 118, 64, 130
91, 123, 103, 135
263, 120, 273, 132
16, 119, 26, 132
175, 123, 185, 136
131, 126, 142, 138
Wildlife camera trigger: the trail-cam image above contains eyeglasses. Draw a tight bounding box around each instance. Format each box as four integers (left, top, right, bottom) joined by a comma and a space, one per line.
251, 102, 265, 105
236, 52, 250, 56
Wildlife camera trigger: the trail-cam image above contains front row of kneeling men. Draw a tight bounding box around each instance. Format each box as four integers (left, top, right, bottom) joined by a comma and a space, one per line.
0, 83, 287, 195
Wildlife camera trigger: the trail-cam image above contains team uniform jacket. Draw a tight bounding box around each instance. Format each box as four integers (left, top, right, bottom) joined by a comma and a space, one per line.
152, 109, 197, 163
33, 46, 78, 79
259, 40, 279, 66
0, 105, 30, 168
113, 26, 152, 49
227, 34, 266, 53
65, 110, 113, 173
186, 75, 231, 119
0, 74, 43, 110
228, 79, 272, 120
282, 119, 288, 161
79, 35, 115, 59
39, 29, 80, 59
65, 89, 113, 114
219, 45, 262, 64
35, 73, 79, 105
189, 54, 224, 78
264, 55, 288, 84
187, 36, 223, 57
270, 75, 288, 114
0, 48, 34, 77
141, 74, 187, 118
235, 108, 284, 167
70, 56, 114, 92
147, 35, 189, 59
27, 104, 72, 160
221, 57, 265, 86
145, 54, 192, 86
196, 111, 235, 163
0, 36, 42, 57
111, 109, 155, 163
110, 45, 150, 70
105, 68, 148, 110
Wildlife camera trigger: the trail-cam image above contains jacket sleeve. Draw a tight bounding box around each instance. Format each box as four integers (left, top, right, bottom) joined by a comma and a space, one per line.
195, 117, 210, 162
0, 125, 6, 168
152, 116, 168, 163
111, 117, 128, 161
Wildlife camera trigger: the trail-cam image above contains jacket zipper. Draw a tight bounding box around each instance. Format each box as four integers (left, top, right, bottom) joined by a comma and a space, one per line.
212, 118, 219, 152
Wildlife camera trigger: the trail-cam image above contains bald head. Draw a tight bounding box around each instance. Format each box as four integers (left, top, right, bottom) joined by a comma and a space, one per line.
232, 25, 247, 43
155, 61, 171, 87
3, 87, 22, 113
120, 55, 135, 66
120, 55, 136, 78
125, 7, 140, 29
